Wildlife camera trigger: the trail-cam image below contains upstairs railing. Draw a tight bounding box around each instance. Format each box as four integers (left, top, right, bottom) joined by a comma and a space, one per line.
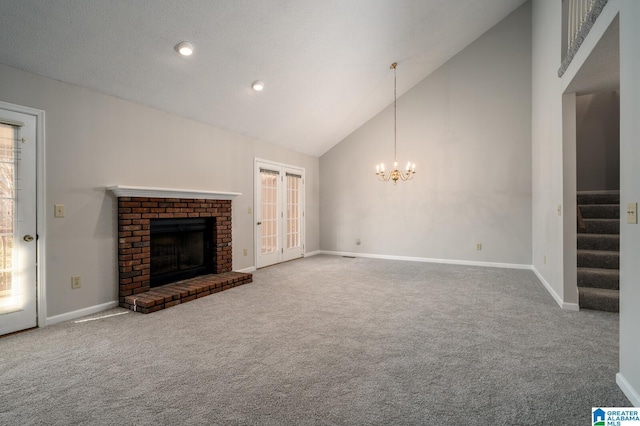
568, 0, 597, 51
559, 0, 608, 77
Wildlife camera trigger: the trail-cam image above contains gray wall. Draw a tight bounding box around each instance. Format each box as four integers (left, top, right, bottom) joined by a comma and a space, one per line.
576, 91, 620, 191
0, 63, 320, 318
319, 3, 532, 265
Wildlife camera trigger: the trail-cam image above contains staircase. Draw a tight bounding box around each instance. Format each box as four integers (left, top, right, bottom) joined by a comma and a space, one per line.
577, 191, 619, 312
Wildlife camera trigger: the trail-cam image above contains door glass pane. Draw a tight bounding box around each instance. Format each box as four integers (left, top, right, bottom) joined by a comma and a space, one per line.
261, 171, 278, 255
286, 174, 301, 249
0, 123, 17, 314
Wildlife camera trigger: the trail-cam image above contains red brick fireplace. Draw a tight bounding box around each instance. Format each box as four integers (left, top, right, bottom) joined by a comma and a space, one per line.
109, 186, 252, 313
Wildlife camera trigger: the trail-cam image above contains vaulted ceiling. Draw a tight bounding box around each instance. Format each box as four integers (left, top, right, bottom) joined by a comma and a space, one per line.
0, 0, 528, 156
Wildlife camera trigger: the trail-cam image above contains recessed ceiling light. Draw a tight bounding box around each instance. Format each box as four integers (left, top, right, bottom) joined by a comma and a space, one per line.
175, 41, 194, 56
252, 80, 264, 91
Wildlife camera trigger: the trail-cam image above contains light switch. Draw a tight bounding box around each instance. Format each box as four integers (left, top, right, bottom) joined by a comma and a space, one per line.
557, 205, 562, 216
54, 204, 65, 218
627, 202, 638, 224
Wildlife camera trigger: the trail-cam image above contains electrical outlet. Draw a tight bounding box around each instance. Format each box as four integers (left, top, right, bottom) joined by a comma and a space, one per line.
243, 248, 248, 256
54, 204, 65, 218
476, 243, 482, 251
557, 205, 562, 216
71, 275, 81, 289
356, 238, 361, 245
248, 207, 252, 215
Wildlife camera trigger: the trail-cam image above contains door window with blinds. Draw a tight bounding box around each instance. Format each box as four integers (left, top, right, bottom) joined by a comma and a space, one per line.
286, 172, 302, 250
260, 169, 279, 256
0, 123, 16, 311
255, 160, 305, 268
0, 105, 38, 336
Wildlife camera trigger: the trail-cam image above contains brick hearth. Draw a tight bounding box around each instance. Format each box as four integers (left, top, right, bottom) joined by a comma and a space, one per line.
115, 194, 252, 313
121, 272, 252, 314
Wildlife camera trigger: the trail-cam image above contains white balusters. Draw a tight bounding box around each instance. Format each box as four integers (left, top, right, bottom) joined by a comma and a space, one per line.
568, 0, 596, 51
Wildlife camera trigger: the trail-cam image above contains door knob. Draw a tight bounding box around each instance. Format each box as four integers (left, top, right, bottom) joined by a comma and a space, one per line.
257, 221, 262, 225
23, 235, 34, 242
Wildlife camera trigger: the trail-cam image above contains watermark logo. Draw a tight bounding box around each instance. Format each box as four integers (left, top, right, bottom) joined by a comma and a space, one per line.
593, 408, 640, 426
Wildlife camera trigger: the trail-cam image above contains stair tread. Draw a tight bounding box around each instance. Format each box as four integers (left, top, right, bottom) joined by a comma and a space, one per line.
576, 233, 620, 251
577, 249, 619, 255
577, 267, 619, 276
577, 249, 619, 270
577, 191, 620, 205
578, 286, 619, 295
577, 267, 619, 290
578, 287, 619, 312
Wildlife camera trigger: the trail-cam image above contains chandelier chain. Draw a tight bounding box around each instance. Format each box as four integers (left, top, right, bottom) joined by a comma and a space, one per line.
393, 62, 397, 163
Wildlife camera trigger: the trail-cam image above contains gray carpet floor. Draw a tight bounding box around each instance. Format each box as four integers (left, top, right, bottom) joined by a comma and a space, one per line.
0, 255, 630, 425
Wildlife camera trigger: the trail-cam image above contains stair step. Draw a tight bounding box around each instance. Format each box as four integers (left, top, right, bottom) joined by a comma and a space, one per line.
578, 287, 619, 312
582, 219, 620, 235
577, 267, 619, 290
577, 249, 619, 269
577, 191, 620, 205
577, 234, 619, 251
578, 204, 619, 219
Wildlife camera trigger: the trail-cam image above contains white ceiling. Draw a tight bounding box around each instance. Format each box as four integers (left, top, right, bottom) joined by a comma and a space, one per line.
0, 0, 527, 156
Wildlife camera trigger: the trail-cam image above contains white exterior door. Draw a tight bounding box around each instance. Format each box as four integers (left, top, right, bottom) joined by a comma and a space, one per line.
282, 169, 304, 262
255, 160, 305, 268
0, 108, 38, 336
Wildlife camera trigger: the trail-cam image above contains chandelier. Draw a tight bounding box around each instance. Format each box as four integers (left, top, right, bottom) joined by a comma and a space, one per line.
375, 62, 416, 184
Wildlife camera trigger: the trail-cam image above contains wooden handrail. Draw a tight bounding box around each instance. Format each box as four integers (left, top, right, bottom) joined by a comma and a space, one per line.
577, 206, 587, 233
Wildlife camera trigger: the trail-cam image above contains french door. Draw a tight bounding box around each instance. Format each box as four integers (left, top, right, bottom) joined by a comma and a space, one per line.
255, 160, 305, 268
0, 107, 38, 336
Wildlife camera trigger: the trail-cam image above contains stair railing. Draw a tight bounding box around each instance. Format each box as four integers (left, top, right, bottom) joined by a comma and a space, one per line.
568, 0, 595, 52
559, 0, 608, 77
577, 206, 586, 233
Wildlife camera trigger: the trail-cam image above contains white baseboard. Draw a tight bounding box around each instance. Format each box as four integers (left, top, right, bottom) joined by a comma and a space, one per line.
617, 373, 640, 407
235, 266, 257, 273
304, 250, 321, 257
319, 250, 531, 270
46, 300, 119, 326
531, 267, 580, 311
320, 251, 581, 311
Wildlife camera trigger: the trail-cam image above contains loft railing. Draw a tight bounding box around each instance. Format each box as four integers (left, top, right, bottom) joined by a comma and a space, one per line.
559, 0, 608, 77
568, 0, 596, 51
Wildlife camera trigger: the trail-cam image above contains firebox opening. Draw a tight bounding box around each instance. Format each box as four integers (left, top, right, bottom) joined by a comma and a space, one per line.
150, 218, 214, 287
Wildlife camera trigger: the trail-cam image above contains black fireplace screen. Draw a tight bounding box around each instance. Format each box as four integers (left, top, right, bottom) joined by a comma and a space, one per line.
150, 218, 214, 287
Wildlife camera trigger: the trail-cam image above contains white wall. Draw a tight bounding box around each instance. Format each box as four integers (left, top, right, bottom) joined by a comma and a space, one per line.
535, 0, 640, 404
0, 64, 320, 318
319, 3, 532, 266
532, 0, 566, 304
576, 91, 620, 191
619, 0, 640, 407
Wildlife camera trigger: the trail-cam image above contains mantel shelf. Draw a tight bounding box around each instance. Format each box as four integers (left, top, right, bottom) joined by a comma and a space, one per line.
107, 185, 241, 200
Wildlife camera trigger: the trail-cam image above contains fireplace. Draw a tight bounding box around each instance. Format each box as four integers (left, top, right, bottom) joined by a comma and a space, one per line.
109, 186, 253, 313
150, 218, 214, 287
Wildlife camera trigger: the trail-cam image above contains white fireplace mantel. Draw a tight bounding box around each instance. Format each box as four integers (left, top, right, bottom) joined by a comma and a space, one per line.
107, 185, 242, 200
